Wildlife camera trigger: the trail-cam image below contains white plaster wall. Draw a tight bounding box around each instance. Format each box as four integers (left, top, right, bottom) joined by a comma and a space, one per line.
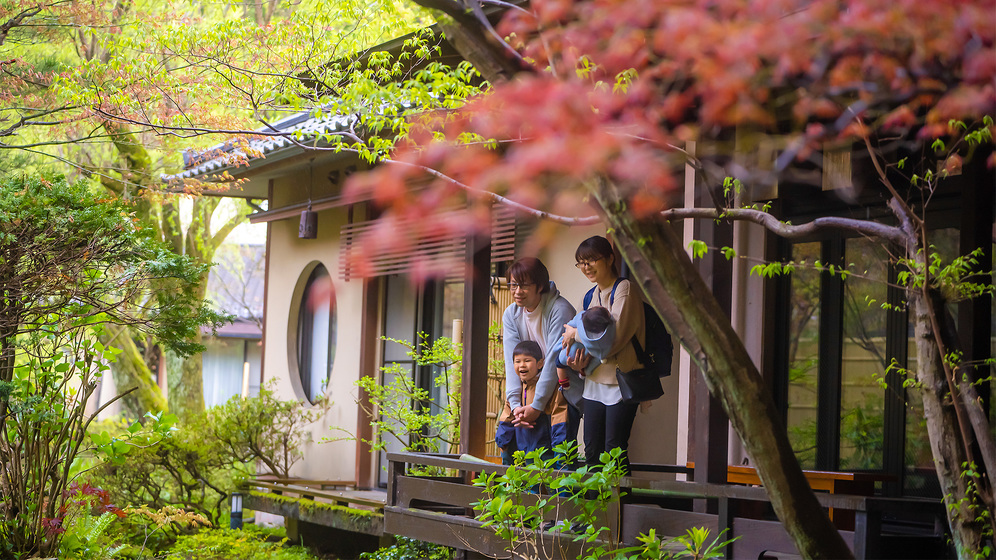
263, 204, 363, 482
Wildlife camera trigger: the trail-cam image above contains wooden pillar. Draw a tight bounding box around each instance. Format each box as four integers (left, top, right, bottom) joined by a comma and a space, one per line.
355, 277, 380, 489
692, 210, 732, 505
816, 235, 845, 471
461, 233, 491, 458
958, 167, 994, 412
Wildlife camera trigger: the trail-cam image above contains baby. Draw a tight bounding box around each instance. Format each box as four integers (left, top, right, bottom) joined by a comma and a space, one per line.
557, 306, 615, 388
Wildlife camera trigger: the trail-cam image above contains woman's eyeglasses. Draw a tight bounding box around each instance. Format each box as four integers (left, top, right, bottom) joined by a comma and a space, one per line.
575, 257, 604, 269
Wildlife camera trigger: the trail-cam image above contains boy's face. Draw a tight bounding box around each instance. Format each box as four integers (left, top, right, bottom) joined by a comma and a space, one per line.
513, 353, 543, 384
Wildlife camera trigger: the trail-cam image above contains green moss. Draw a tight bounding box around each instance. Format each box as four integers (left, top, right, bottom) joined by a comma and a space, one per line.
250, 491, 383, 521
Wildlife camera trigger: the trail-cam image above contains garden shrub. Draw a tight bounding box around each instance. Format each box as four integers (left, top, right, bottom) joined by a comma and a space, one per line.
359, 536, 453, 560
165, 527, 320, 560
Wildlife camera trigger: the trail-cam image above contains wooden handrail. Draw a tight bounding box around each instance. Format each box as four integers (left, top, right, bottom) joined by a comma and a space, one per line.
244, 480, 385, 509
252, 475, 355, 488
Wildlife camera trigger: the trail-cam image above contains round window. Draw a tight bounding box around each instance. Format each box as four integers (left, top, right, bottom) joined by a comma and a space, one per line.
296, 264, 336, 403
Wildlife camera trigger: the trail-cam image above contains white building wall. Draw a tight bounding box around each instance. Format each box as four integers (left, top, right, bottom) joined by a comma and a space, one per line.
263, 204, 363, 482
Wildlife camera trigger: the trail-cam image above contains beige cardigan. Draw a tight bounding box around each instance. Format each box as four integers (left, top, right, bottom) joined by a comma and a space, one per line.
586, 278, 646, 385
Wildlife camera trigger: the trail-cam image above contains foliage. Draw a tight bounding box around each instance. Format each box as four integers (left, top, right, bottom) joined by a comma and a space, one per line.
207, 381, 326, 478
0, 175, 221, 558
473, 444, 629, 559
473, 443, 737, 559
0, 175, 225, 361
164, 527, 319, 560
669, 527, 738, 560
89, 387, 320, 528
948, 462, 995, 560
0, 0, 439, 160
357, 334, 462, 468
88, 413, 244, 530
120, 504, 211, 560
56, 483, 128, 560
359, 536, 454, 560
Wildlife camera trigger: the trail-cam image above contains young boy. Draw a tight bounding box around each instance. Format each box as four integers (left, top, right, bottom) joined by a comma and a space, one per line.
556, 306, 615, 389
495, 340, 567, 464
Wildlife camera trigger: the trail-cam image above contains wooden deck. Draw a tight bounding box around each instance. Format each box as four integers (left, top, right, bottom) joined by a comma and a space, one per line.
385, 452, 946, 560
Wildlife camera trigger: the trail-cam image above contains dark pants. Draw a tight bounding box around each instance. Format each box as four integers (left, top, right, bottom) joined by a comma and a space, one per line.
566, 400, 582, 448
582, 398, 638, 474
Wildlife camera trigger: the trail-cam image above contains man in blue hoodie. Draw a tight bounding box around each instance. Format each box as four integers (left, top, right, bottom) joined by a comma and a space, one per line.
501, 258, 581, 459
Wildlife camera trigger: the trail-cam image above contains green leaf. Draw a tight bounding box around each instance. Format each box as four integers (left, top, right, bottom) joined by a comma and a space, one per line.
688, 239, 708, 259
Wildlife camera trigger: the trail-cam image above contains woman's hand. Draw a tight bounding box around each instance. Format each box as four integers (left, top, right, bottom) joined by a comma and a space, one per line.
565, 347, 591, 373
562, 324, 578, 348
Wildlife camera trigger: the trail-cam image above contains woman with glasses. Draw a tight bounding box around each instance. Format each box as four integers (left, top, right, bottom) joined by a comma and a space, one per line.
500, 257, 580, 463
563, 235, 645, 473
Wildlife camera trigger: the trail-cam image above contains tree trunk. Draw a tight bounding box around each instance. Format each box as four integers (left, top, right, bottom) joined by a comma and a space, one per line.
909, 286, 986, 558
167, 331, 206, 420
594, 184, 853, 559
99, 324, 167, 417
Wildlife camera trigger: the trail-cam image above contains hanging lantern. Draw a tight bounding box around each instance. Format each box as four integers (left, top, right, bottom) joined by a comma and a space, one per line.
299, 207, 318, 239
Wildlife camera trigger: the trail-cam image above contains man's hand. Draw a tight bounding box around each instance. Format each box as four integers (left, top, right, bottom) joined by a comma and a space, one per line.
513, 405, 541, 427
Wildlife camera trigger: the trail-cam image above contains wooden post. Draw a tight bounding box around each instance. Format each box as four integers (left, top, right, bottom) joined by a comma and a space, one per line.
692, 205, 732, 508
461, 233, 490, 459
355, 277, 380, 489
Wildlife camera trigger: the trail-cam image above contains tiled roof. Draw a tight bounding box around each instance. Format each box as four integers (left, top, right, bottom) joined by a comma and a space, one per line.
164, 110, 356, 181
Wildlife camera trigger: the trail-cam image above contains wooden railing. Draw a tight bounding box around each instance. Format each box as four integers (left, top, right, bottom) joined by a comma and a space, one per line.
385, 452, 944, 560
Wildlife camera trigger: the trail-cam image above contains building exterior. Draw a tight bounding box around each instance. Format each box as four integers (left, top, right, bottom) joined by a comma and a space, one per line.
169, 30, 994, 558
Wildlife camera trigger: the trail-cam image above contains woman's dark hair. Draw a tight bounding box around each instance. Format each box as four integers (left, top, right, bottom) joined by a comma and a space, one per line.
507, 257, 550, 293
575, 235, 618, 276
512, 340, 544, 361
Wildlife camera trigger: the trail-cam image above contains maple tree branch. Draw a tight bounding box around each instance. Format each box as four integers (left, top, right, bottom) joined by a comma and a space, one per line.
0, 5, 46, 47
661, 207, 907, 244
861, 129, 921, 228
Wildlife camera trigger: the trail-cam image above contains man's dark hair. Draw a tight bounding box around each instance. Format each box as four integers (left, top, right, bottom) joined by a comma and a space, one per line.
581, 306, 614, 337
512, 340, 544, 361
507, 257, 550, 294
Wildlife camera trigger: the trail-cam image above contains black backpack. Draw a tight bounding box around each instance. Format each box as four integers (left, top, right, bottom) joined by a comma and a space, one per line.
583, 278, 674, 378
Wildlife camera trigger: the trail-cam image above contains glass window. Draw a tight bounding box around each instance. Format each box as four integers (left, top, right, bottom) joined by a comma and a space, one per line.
787, 241, 821, 468
297, 264, 336, 404
839, 237, 889, 470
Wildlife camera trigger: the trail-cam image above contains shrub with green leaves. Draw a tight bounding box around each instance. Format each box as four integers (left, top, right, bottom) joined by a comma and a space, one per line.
207, 381, 326, 478
0, 174, 225, 558
473, 443, 737, 559
359, 536, 453, 560
88, 383, 322, 531
165, 527, 320, 560
356, 334, 461, 463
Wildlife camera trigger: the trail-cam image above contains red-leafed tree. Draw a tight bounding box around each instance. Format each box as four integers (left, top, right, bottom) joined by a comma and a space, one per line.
344, 0, 996, 557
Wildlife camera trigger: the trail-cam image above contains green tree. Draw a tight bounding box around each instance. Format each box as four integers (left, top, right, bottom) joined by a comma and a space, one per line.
0, 174, 223, 558
0, 0, 437, 418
